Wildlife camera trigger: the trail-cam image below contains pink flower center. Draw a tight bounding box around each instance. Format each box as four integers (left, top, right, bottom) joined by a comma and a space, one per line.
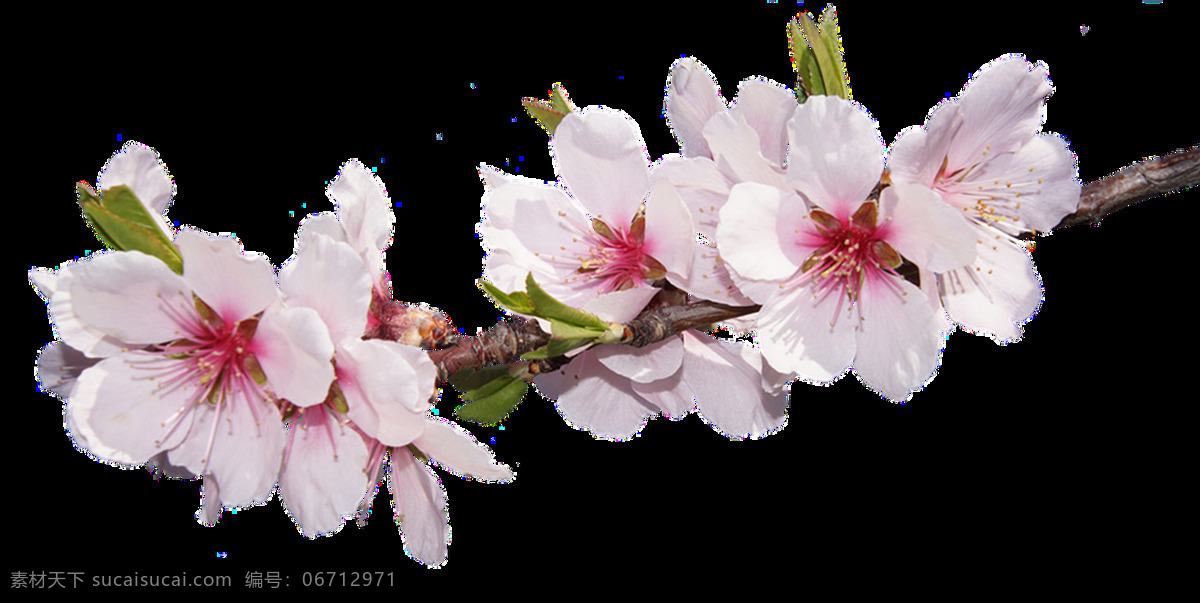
794, 203, 905, 326
135, 294, 272, 468
575, 217, 664, 294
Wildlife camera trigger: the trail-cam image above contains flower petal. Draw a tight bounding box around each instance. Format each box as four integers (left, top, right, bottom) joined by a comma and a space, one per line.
786, 95, 884, 219
756, 283, 856, 383
936, 231, 1043, 344
340, 339, 430, 447
35, 340, 98, 399
702, 111, 788, 189
879, 183, 977, 273
280, 233, 373, 344
251, 304, 336, 407
670, 241, 756, 306
96, 140, 175, 240
553, 108, 650, 223
414, 418, 514, 482
167, 395, 285, 509
328, 159, 395, 274
278, 411, 372, 538
594, 336, 684, 383
66, 250, 192, 347
545, 351, 659, 441
642, 179, 695, 280
664, 56, 725, 159
176, 229, 278, 324
717, 182, 802, 285
949, 55, 1052, 165
729, 77, 797, 168
682, 332, 789, 440
389, 449, 449, 568
853, 277, 951, 402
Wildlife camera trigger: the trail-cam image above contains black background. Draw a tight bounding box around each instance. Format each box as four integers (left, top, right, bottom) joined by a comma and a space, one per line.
14, 1, 1195, 592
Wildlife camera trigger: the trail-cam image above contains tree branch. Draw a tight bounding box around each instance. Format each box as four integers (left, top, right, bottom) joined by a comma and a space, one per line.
1055, 146, 1200, 229
411, 147, 1200, 384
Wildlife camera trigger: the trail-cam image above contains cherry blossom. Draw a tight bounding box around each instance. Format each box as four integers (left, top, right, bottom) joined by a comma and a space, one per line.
50, 229, 335, 514
718, 95, 977, 402
888, 55, 1081, 343
478, 107, 695, 322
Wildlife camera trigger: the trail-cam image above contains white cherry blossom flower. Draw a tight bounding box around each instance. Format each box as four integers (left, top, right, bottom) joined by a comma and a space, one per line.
719, 96, 977, 402
888, 55, 1081, 343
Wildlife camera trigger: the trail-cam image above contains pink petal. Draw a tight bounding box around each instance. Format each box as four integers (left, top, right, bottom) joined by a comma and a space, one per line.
176, 229, 278, 324
69, 354, 196, 466
195, 474, 223, 527
414, 418, 514, 482
167, 395, 285, 509
936, 231, 1043, 344
328, 159, 395, 273
630, 368, 695, 420
1005, 135, 1081, 232
251, 304, 336, 407
579, 287, 658, 323
950, 55, 1052, 165
389, 449, 449, 568
717, 182, 802, 286
278, 412, 372, 538
66, 250, 192, 347
642, 179, 695, 280
650, 154, 730, 242
594, 336, 684, 383
729, 77, 797, 169
786, 95, 884, 219
879, 183, 977, 273
280, 233, 372, 344
664, 56, 725, 159
702, 111, 788, 189
681, 332, 789, 440
553, 108, 650, 224
756, 283, 857, 383
340, 339, 430, 447
548, 351, 659, 441
852, 277, 951, 402
35, 340, 97, 399
669, 241, 756, 306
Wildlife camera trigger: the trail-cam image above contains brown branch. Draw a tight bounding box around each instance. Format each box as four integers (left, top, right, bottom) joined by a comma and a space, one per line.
1055, 146, 1200, 229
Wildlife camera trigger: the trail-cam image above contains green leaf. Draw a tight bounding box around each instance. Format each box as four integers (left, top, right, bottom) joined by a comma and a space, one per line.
520, 336, 594, 360
798, 12, 840, 99
549, 83, 574, 114
818, 7, 851, 99
549, 319, 605, 341
478, 279, 536, 315
521, 83, 577, 137
524, 273, 609, 330
451, 367, 529, 426
78, 184, 183, 274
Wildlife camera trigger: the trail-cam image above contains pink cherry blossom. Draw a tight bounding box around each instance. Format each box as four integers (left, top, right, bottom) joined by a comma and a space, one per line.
718, 95, 977, 402
478, 107, 695, 321
56, 229, 336, 513
888, 55, 1081, 343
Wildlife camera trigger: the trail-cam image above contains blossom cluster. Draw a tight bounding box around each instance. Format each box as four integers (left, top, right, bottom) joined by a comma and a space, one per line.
478, 52, 1080, 436
30, 143, 512, 567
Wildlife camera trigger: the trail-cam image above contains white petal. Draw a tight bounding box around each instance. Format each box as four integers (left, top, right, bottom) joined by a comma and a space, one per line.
1010, 135, 1081, 231
340, 339, 431, 446
880, 183, 977, 273
280, 233, 372, 344
390, 450, 449, 568
296, 212, 350, 253
682, 332, 789, 440
328, 159, 395, 273
937, 232, 1043, 344
650, 154, 730, 241
642, 179, 695, 280
786, 95, 884, 218
69, 354, 196, 466
97, 140, 175, 240
553, 108, 650, 224
195, 474, 223, 527
756, 283, 856, 383
730, 77, 797, 168
950, 55, 1052, 164
630, 369, 695, 419
35, 340, 98, 399
176, 229, 278, 324
853, 277, 951, 402
549, 351, 658, 441
167, 395, 285, 509
717, 182, 802, 284
595, 336, 684, 383
252, 304, 336, 407
278, 411, 371, 538
67, 250, 193, 346
670, 241, 756, 306
665, 56, 725, 159
414, 418, 515, 482
702, 110, 788, 188
579, 287, 658, 323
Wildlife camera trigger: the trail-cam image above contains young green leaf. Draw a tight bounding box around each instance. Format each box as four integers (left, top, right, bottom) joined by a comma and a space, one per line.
478, 279, 537, 315
524, 273, 609, 330
79, 184, 184, 274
